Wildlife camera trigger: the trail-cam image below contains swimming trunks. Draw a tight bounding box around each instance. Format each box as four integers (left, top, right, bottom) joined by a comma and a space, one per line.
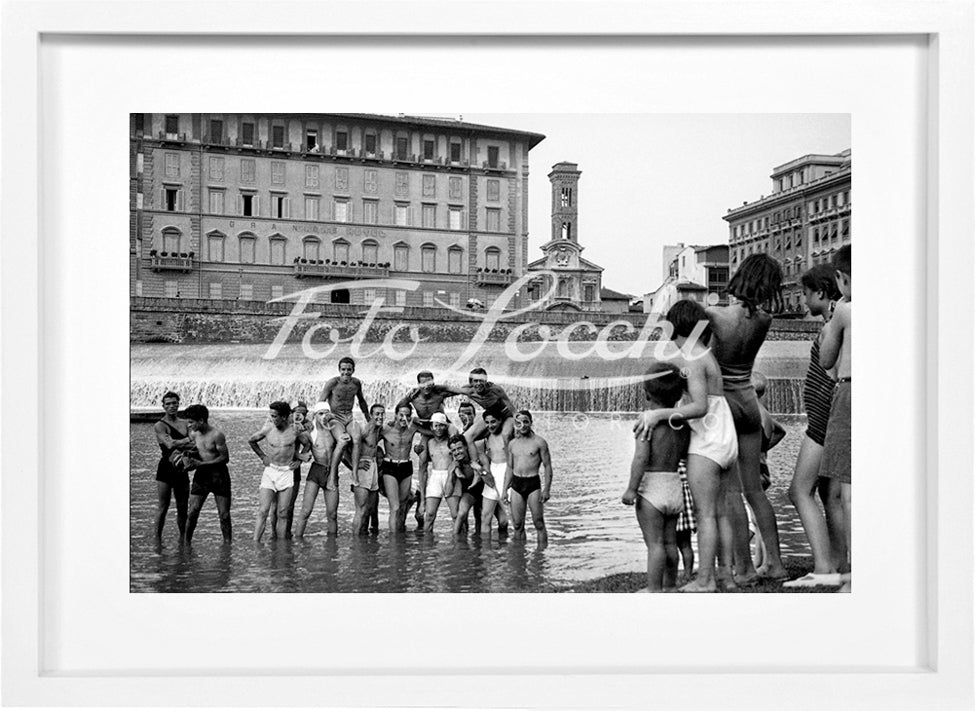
720, 369, 763, 435
191, 462, 232, 498
637, 470, 684, 516
155, 419, 190, 490
818, 380, 851, 484
459, 475, 484, 501
687, 394, 739, 469
260, 463, 295, 492
509, 474, 541, 500
482, 461, 508, 502
306, 461, 335, 490
330, 411, 354, 427
425, 468, 457, 499
804, 337, 835, 447
352, 457, 379, 492
382, 459, 413, 484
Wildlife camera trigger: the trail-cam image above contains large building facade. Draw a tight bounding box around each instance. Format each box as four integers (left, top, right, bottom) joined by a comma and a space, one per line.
129, 113, 544, 309
724, 149, 851, 312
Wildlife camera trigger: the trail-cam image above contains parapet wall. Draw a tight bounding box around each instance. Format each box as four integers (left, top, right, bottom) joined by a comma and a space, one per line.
130, 297, 821, 344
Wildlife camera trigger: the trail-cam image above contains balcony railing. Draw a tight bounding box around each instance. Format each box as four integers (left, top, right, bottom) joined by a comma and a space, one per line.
150, 254, 194, 272
293, 262, 390, 279
473, 269, 514, 286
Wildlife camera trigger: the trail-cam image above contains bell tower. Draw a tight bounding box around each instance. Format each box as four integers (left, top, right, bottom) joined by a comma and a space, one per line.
549, 162, 581, 243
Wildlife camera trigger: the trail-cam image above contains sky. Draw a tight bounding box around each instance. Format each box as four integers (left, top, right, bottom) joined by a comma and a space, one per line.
462, 114, 851, 299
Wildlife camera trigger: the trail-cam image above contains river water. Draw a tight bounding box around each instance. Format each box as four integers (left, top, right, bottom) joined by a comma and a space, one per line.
131, 412, 812, 593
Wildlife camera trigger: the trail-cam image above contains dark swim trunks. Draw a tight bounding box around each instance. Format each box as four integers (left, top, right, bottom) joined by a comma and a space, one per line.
459, 476, 484, 500
191, 462, 232, 498
306, 461, 334, 490
509, 475, 541, 500
722, 381, 763, 435
382, 459, 413, 484
155, 457, 190, 493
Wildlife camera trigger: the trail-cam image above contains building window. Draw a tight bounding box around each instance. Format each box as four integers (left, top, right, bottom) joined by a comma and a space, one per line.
164, 115, 179, 138
305, 164, 319, 188
135, 280, 143, 297
364, 133, 377, 156
270, 239, 286, 266
395, 136, 409, 160
163, 186, 182, 212
395, 289, 407, 306
209, 119, 223, 143
395, 203, 409, 227
333, 240, 350, 264
449, 207, 463, 231
335, 166, 349, 192
335, 130, 348, 152
362, 199, 378, 225
271, 161, 285, 185
558, 279, 569, 299
485, 247, 500, 272
449, 177, 462, 199
241, 121, 255, 146
449, 292, 460, 308
423, 139, 435, 161
486, 208, 501, 233
165, 152, 180, 178
271, 125, 285, 149
303, 238, 320, 261
448, 247, 463, 274
488, 179, 501, 202
162, 228, 182, 253
165, 280, 178, 298
305, 196, 319, 220
487, 146, 499, 168
240, 192, 257, 217
364, 169, 378, 194
395, 172, 409, 196
334, 199, 349, 223
209, 282, 222, 299
209, 187, 225, 213
209, 156, 224, 181
394, 245, 409, 271
271, 285, 284, 300
136, 153, 144, 175
239, 236, 256, 264
305, 128, 319, 151
241, 159, 256, 183
423, 292, 434, 308
363, 288, 377, 304
450, 141, 462, 163
561, 222, 572, 240
422, 203, 436, 228
240, 283, 254, 300
207, 234, 225, 262
421, 245, 436, 272
422, 174, 436, 197
362, 241, 379, 265
272, 194, 289, 219
584, 284, 595, 302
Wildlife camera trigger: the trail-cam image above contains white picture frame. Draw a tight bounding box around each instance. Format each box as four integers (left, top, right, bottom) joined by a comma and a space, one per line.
2, 1, 973, 708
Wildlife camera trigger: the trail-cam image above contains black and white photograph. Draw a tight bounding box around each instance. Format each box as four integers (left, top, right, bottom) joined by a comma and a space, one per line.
130, 112, 852, 594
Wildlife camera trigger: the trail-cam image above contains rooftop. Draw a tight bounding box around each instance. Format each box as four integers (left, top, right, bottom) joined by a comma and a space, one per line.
332, 113, 547, 149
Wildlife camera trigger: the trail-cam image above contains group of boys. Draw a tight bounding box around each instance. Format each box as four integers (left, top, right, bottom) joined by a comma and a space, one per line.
152, 359, 555, 546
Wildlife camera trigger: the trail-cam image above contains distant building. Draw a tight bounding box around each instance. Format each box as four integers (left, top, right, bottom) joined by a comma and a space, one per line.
644, 243, 730, 314
724, 149, 851, 312
129, 113, 545, 309
525, 162, 630, 313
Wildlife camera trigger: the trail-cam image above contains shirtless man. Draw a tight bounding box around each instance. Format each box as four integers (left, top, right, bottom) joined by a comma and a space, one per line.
504, 410, 553, 545
319, 356, 370, 486
444, 368, 517, 447
294, 401, 338, 537
269, 402, 310, 539
250, 401, 311, 542
152, 391, 194, 541
351, 404, 382, 535
380, 403, 422, 532
447, 435, 490, 536
396, 371, 459, 451
182, 404, 232, 544
481, 412, 511, 536
420, 412, 463, 531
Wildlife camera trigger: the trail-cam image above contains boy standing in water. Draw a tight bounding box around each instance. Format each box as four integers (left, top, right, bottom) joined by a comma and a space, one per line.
504, 410, 553, 545
250, 401, 311, 541
623, 362, 691, 592
817, 245, 852, 593
294, 402, 337, 537
350, 404, 382, 535
152, 391, 194, 542
182, 404, 232, 544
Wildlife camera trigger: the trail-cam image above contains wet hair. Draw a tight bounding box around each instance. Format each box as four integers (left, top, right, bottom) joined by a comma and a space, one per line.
727, 253, 784, 314
370, 403, 385, 414
162, 391, 180, 403
396, 403, 413, 415
666, 299, 711, 342
184, 404, 209, 422
269, 401, 292, 418
833, 245, 851, 277
458, 401, 476, 413
338, 356, 356, 370
643, 362, 684, 407
515, 409, 533, 423
469, 367, 488, 380
417, 370, 434, 382
447, 434, 468, 450
752, 372, 768, 398
293, 401, 308, 413
799, 264, 841, 300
